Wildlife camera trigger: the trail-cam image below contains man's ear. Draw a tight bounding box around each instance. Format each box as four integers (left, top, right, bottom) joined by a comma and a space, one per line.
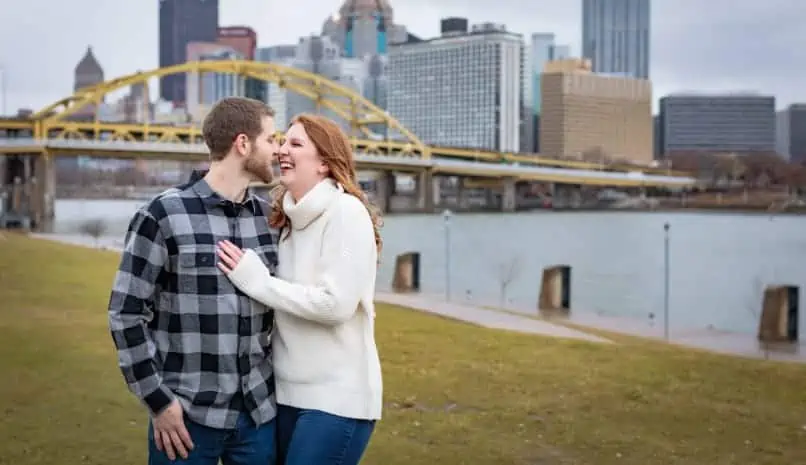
234, 134, 250, 157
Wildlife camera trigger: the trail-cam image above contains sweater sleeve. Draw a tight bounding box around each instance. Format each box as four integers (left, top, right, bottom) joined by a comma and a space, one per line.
227, 195, 376, 326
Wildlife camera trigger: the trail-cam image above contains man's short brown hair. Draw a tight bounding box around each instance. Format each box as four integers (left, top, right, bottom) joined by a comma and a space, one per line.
202, 97, 275, 161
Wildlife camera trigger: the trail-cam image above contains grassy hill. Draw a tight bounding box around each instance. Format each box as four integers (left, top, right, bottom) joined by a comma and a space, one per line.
1, 232, 804, 465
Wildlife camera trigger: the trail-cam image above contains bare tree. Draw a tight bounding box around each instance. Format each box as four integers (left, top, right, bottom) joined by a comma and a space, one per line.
79, 218, 108, 247
741, 151, 788, 188
780, 163, 806, 196
495, 255, 522, 308
713, 153, 745, 186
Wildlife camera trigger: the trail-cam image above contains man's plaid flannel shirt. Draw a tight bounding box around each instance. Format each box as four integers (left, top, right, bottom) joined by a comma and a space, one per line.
108, 172, 280, 429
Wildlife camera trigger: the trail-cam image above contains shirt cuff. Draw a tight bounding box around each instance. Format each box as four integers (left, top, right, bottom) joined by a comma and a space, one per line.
144, 385, 174, 415
227, 249, 269, 292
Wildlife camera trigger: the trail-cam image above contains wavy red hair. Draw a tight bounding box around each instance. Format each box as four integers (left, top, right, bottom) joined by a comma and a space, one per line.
269, 113, 383, 256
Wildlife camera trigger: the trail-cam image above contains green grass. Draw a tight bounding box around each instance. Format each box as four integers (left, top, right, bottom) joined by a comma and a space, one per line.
2, 232, 805, 465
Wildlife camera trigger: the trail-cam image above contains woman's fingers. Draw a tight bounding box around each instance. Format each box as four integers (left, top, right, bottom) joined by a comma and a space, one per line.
216, 241, 245, 273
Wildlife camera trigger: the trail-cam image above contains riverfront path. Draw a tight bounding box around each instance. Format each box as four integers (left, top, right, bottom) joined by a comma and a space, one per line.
375, 292, 611, 344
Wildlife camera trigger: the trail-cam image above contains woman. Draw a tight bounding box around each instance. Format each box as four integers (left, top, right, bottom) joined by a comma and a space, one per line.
215, 113, 383, 465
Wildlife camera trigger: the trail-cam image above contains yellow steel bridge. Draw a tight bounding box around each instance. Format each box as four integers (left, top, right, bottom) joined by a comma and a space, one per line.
0, 60, 692, 185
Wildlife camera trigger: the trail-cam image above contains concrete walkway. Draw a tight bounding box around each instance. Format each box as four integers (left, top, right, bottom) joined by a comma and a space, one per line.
375, 292, 611, 344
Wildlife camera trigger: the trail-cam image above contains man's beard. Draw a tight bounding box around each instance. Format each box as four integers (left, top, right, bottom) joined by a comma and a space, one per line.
244, 149, 274, 184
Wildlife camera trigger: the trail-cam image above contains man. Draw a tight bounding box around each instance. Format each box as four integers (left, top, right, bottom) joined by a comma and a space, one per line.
108, 97, 280, 465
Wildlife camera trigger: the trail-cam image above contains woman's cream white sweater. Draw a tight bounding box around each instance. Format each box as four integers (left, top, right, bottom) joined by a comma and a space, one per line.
227, 178, 382, 420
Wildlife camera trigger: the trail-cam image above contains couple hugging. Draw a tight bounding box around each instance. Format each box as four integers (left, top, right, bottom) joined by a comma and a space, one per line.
107, 97, 382, 465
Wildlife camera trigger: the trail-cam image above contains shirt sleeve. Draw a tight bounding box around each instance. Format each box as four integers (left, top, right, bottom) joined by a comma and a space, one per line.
227, 196, 376, 326
107, 207, 174, 415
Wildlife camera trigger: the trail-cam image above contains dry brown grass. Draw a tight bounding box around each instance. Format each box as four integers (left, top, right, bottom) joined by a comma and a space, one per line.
1, 233, 805, 464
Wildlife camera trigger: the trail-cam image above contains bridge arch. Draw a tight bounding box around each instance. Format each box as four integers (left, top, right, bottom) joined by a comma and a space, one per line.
33, 60, 429, 158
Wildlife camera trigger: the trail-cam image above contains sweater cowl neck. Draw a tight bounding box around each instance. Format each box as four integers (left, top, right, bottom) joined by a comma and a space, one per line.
282, 178, 342, 230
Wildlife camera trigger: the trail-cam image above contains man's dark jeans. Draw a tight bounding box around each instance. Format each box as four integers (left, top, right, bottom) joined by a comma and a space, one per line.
148, 412, 276, 465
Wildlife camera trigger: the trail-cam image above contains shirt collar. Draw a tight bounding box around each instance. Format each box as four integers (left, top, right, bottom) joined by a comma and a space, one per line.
187, 169, 260, 215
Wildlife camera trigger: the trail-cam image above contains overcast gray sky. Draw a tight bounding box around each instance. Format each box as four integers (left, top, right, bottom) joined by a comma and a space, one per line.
0, 0, 803, 114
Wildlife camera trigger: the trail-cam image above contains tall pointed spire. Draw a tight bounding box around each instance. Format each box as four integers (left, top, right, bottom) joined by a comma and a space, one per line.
75, 46, 103, 76
74, 45, 105, 93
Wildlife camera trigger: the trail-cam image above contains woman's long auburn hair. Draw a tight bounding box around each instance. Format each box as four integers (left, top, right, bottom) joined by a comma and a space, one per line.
269, 113, 383, 256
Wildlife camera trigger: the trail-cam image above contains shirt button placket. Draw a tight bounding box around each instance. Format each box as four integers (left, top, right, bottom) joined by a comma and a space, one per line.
228, 206, 250, 388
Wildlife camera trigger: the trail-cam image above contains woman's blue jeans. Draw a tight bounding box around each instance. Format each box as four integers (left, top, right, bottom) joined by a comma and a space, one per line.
276, 404, 376, 465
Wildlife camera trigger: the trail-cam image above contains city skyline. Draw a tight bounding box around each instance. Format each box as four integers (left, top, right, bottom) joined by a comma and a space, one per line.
582, 0, 650, 79
0, 0, 804, 113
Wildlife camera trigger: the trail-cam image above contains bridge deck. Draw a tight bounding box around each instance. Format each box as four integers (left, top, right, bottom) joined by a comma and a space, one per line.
0, 138, 697, 188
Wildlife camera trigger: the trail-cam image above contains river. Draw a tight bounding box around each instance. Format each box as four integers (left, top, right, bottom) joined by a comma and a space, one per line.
51, 198, 806, 337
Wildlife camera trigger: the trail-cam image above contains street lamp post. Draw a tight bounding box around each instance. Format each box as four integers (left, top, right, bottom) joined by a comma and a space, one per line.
0, 66, 7, 116
443, 209, 452, 301
663, 222, 671, 341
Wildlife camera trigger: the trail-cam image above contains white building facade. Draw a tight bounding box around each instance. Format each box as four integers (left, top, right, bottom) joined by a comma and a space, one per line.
388, 22, 522, 152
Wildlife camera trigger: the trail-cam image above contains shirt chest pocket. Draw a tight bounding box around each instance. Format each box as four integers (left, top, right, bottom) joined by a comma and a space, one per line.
176, 243, 220, 295
252, 243, 279, 275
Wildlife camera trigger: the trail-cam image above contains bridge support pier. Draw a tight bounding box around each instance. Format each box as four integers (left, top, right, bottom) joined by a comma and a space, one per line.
552, 183, 583, 209
373, 171, 394, 214
456, 178, 466, 207
32, 154, 56, 231
416, 170, 435, 213
1, 153, 54, 231
2, 155, 30, 228
501, 177, 517, 212
0, 157, 5, 214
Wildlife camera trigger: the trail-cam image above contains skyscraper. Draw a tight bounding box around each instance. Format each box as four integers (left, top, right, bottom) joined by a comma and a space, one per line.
582, 0, 650, 79
658, 94, 776, 156
540, 58, 653, 165
256, 46, 297, 128
185, 41, 236, 121
73, 46, 105, 120
74, 46, 104, 93
216, 27, 266, 103
158, 0, 219, 105
285, 35, 368, 134
216, 26, 256, 60
321, 0, 408, 59
777, 104, 806, 162
388, 21, 522, 152
526, 33, 572, 152
321, 0, 407, 123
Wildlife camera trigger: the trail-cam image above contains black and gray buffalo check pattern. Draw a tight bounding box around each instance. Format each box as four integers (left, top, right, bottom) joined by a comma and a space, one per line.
108, 171, 280, 429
